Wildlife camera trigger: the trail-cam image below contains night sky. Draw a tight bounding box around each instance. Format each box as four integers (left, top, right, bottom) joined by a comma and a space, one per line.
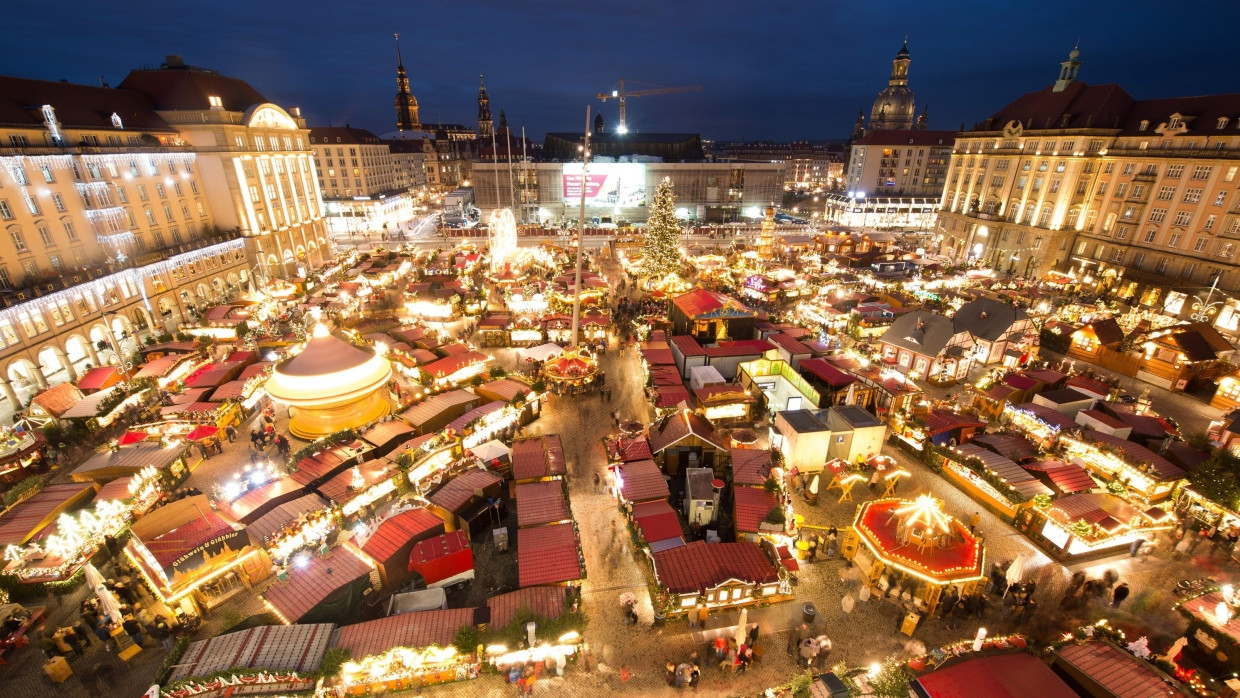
5, 0, 1239, 142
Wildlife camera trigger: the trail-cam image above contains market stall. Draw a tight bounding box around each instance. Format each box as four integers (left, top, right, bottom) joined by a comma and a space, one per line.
333, 609, 481, 693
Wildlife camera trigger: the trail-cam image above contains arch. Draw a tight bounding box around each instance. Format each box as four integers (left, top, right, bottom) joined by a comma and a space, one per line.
1038, 205, 1053, 227
1022, 203, 1037, 225
281, 248, 294, 263
37, 345, 68, 377
295, 245, 306, 259
111, 314, 134, 341
238, 269, 249, 285
157, 296, 179, 319
133, 306, 153, 333
196, 283, 209, 302
7, 358, 41, 392
1065, 207, 1081, 229
64, 334, 94, 363
266, 254, 278, 265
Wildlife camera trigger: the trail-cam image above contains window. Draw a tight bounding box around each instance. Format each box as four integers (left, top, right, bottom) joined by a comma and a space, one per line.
1215, 192, 1227, 206
1206, 215, 1217, 231
1156, 258, 1169, 274
190, 181, 198, 195
1055, 161, 1066, 173
9, 230, 26, 251
1123, 163, 1135, 175
1168, 233, 1182, 248
1111, 249, 1124, 262
1157, 186, 1176, 200
180, 203, 191, 219
1150, 208, 1167, 222
1039, 207, 1052, 226
1181, 188, 1202, 203
155, 184, 166, 199
1228, 167, 1238, 183
63, 221, 77, 241
0, 201, 10, 221
49, 193, 65, 212
1132, 184, 1146, 198
1192, 165, 1214, 180
1143, 229, 1158, 243
144, 208, 155, 225
26, 197, 40, 215
1139, 120, 1149, 131
1222, 243, 1236, 259
1096, 182, 1107, 196
137, 185, 148, 201
1115, 183, 1128, 197
1173, 211, 1192, 226
36, 225, 52, 246
1182, 262, 1196, 278
173, 182, 183, 196
1133, 252, 1146, 268
163, 205, 174, 222
1167, 165, 1184, 178
1195, 238, 1210, 252
1117, 226, 1130, 240
115, 187, 127, 203
1049, 180, 1060, 193
39, 165, 54, 183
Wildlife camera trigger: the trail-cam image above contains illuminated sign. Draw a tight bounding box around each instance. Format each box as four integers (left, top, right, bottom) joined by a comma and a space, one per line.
167, 528, 249, 580
562, 163, 646, 206
1041, 519, 1071, 549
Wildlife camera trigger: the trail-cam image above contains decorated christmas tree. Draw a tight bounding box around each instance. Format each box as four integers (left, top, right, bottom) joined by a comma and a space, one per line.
639, 178, 683, 280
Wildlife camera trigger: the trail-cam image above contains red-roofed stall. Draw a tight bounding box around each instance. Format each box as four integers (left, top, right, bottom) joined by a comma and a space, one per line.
517, 523, 582, 588
361, 508, 447, 590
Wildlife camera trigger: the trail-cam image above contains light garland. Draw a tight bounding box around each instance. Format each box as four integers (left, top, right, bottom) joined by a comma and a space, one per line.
339, 644, 474, 689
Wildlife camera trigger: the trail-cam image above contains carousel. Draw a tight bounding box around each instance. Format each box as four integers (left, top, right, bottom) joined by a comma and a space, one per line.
541, 348, 599, 391
266, 324, 393, 439
845, 495, 986, 616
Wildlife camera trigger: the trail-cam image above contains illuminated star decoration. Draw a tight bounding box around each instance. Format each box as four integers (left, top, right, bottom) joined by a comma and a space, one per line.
894, 494, 953, 536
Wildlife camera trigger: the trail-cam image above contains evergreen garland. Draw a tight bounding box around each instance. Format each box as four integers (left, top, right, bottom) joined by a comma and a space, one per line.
638, 178, 684, 279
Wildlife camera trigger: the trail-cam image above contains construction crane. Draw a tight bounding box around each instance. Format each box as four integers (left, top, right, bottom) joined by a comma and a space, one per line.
596, 79, 702, 134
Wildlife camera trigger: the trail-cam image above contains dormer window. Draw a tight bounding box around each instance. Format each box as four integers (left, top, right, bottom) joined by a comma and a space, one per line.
207, 95, 223, 109
1219, 117, 1230, 130
1139, 120, 1149, 131
1169, 115, 1183, 129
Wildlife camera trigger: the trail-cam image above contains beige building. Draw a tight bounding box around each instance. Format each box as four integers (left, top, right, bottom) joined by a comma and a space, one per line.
118, 56, 330, 280
844, 130, 954, 197
0, 72, 252, 409
937, 48, 1240, 326
717, 141, 843, 192
309, 126, 416, 235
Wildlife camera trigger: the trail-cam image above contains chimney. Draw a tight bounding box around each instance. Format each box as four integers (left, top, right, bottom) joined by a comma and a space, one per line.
164, 55, 185, 69
290, 107, 302, 118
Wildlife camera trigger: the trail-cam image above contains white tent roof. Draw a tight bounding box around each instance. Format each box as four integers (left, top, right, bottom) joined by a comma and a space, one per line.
469, 439, 511, 462
523, 343, 564, 362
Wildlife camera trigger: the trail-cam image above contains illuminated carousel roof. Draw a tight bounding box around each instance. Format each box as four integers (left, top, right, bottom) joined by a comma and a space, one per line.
541, 348, 598, 383
853, 496, 985, 584
266, 325, 392, 407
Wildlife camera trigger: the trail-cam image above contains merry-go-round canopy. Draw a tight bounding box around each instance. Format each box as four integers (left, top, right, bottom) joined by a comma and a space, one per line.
541, 347, 598, 384
853, 495, 985, 585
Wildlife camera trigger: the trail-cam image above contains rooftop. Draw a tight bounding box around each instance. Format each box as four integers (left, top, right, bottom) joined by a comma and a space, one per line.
517, 523, 582, 587
651, 541, 778, 594
333, 607, 477, 659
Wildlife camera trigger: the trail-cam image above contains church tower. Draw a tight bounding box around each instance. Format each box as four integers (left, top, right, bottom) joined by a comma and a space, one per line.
868, 40, 917, 130
1053, 44, 1082, 92
477, 75, 493, 138
394, 33, 420, 131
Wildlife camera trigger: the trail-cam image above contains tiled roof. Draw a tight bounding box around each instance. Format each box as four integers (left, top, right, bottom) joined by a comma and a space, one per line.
670, 335, 706, 357
360, 420, 414, 449
315, 460, 392, 505
427, 469, 502, 513
631, 499, 683, 544
798, 358, 857, 388
730, 449, 773, 487
446, 400, 507, 433
511, 435, 567, 481
880, 310, 965, 358
704, 340, 772, 358
1037, 462, 1098, 494
648, 410, 728, 454
734, 486, 779, 533
954, 299, 1028, 342
1057, 641, 1177, 697
651, 541, 777, 594
650, 365, 684, 386
289, 446, 350, 487
913, 651, 1074, 697
246, 493, 329, 542
30, 382, 84, 418
517, 523, 582, 587
0, 482, 96, 545
262, 546, 374, 622
854, 129, 956, 146
973, 81, 1134, 134
361, 508, 446, 563
399, 389, 479, 428
487, 587, 568, 630
516, 481, 571, 527
1082, 431, 1184, 480
422, 351, 488, 379
614, 436, 653, 463
616, 459, 670, 504
654, 384, 692, 408
333, 608, 477, 658
171, 623, 334, 681
640, 348, 676, 365
119, 65, 270, 112
146, 511, 241, 568
767, 333, 813, 355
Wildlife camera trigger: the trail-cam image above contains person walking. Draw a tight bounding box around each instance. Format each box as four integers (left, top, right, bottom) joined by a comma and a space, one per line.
122, 617, 145, 647
1112, 583, 1130, 608
969, 511, 981, 535
593, 472, 601, 494
841, 594, 855, 616
1129, 537, 1143, 558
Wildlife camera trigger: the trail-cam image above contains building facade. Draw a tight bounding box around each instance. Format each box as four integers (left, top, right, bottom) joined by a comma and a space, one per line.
716, 141, 844, 192
937, 47, 1240, 330
470, 160, 785, 224
309, 127, 415, 235
844, 130, 954, 197
119, 57, 331, 281
0, 72, 253, 408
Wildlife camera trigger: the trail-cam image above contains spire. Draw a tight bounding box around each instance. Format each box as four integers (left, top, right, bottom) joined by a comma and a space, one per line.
477, 74, 493, 138
1053, 44, 1082, 92
890, 39, 911, 85
916, 104, 928, 130
393, 32, 419, 131
499, 108, 508, 130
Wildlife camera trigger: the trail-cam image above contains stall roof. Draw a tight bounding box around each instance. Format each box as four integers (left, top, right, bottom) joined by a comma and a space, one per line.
145, 510, 241, 569
617, 459, 671, 503
159, 401, 222, 417
971, 433, 1038, 463
651, 541, 777, 595
649, 410, 729, 454
1082, 431, 1185, 481
246, 493, 329, 542
446, 400, 506, 433
169, 388, 211, 405
476, 378, 531, 402
428, 469, 502, 513
1182, 591, 1240, 646
650, 365, 684, 387
487, 587, 567, 631
1055, 641, 1181, 698
510, 435, 566, 481
262, 546, 374, 623
59, 386, 121, 419
170, 623, 334, 682
654, 384, 692, 408
76, 366, 125, 392
332, 607, 477, 659
361, 508, 446, 564
632, 499, 683, 545
422, 351, 488, 379
515, 481, 571, 527
0, 482, 96, 545
70, 442, 185, 483
290, 442, 369, 487
1050, 492, 1142, 528
1008, 402, 1080, 432
922, 409, 987, 437
730, 448, 774, 487
517, 523, 582, 587
399, 390, 479, 428
219, 476, 306, 524
209, 380, 247, 402
93, 476, 135, 503
640, 347, 676, 365
316, 460, 392, 505
734, 486, 779, 534
798, 358, 858, 388
953, 443, 1052, 498
134, 354, 190, 379
613, 436, 653, 463
913, 651, 1075, 698
1021, 460, 1097, 494
30, 382, 85, 418
359, 420, 415, 450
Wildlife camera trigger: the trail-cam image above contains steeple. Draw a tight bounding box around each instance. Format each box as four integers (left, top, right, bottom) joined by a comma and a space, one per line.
916, 104, 928, 130
498, 108, 508, 132
1053, 43, 1082, 93
852, 109, 866, 141
890, 39, 911, 86
477, 74, 493, 139
393, 33, 420, 131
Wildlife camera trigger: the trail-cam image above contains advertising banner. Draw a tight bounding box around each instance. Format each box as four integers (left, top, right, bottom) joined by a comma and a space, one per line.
562, 163, 646, 206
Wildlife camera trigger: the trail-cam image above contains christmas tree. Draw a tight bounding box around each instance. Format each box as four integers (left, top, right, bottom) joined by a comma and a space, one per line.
639, 178, 683, 279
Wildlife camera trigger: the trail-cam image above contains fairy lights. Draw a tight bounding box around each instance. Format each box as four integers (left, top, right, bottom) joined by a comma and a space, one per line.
893, 494, 953, 536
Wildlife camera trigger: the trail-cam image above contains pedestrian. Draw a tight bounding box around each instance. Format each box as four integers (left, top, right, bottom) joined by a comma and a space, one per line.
94, 616, 113, 650
969, 511, 981, 534
713, 635, 728, 662
689, 664, 700, 690
1129, 537, 1142, 558
224, 424, 237, 443
841, 594, 855, 616
815, 636, 832, 670
72, 621, 94, 648
64, 627, 85, 656
867, 469, 881, 490
1112, 583, 1130, 608
747, 624, 759, 647
697, 603, 708, 630
593, 472, 601, 494
122, 617, 144, 647
666, 659, 676, 686
151, 622, 172, 652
